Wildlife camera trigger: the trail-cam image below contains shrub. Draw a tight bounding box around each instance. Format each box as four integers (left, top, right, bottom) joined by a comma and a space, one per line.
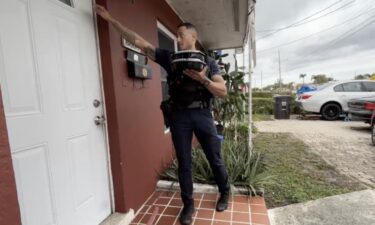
161, 139, 274, 195
252, 92, 273, 98
224, 123, 249, 141
252, 94, 302, 115
252, 98, 274, 115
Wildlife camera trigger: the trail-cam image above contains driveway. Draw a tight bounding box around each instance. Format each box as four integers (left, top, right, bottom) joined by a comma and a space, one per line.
268, 189, 375, 225
255, 120, 375, 187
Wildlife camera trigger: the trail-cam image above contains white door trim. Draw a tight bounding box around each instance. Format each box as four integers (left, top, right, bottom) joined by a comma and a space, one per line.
92, 0, 115, 213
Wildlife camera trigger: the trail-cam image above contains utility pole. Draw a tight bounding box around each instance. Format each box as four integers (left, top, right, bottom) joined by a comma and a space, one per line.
261, 71, 263, 91
278, 49, 281, 90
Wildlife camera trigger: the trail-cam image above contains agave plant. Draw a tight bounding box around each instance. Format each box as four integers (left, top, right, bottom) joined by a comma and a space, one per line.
161, 136, 274, 195
161, 51, 273, 195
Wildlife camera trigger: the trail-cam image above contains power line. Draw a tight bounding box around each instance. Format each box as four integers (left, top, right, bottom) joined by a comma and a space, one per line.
255, 0, 375, 75
285, 17, 375, 72
306, 17, 375, 57
256, 0, 364, 33
256, 0, 354, 40
325, 17, 375, 47
256, 0, 345, 32
278, 49, 282, 89
257, 1, 355, 40
285, 1, 354, 28
256, 0, 355, 33
257, 6, 375, 53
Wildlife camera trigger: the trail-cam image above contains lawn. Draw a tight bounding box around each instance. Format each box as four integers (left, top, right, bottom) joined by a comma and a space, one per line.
253, 132, 366, 208
252, 113, 273, 122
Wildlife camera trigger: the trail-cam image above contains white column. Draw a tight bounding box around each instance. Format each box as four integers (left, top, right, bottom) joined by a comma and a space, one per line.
248, 41, 253, 151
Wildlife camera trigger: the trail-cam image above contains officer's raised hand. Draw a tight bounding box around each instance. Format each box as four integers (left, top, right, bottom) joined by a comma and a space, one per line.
95, 5, 112, 21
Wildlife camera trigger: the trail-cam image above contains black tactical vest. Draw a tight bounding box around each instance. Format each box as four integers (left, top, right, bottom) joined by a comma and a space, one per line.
167, 57, 213, 106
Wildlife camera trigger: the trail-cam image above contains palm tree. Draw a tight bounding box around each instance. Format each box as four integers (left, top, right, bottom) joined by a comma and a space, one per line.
299, 74, 306, 84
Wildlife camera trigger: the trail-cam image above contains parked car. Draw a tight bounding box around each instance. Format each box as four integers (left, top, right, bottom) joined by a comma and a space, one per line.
348, 96, 375, 125
296, 84, 317, 100
296, 80, 375, 120
347, 96, 375, 146
297, 84, 317, 95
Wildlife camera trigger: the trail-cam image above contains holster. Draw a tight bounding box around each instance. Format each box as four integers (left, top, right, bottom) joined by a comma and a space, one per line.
160, 99, 173, 127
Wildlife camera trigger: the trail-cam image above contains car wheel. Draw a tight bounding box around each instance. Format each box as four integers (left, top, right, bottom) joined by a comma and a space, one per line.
372, 125, 375, 146
321, 103, 341, 121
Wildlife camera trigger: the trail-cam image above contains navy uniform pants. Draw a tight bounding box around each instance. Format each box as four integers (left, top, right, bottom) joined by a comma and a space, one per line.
169, 107, 230, 206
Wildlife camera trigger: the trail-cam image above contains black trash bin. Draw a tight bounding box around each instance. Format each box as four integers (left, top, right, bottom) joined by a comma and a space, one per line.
274, 95, 292, 119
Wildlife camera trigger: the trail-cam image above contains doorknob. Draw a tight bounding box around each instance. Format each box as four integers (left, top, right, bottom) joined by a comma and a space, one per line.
93, 99, 101, 108
94, 115, 105, 125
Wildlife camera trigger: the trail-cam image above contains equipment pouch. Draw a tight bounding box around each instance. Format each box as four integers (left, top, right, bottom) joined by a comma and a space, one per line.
160, 99, 172, 127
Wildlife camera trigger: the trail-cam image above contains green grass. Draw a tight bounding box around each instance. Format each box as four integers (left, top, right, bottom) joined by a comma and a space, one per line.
253, 114, 273, 122
253, 132, 366, 208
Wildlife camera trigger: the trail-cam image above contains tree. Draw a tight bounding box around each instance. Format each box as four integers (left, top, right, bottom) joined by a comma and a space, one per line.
299, 74, 307, 84
213, 54, 247, 135
354, 74, 370, 80
261, 80, 295, 92
311, 74, 333, 84
287, 82, 295, 90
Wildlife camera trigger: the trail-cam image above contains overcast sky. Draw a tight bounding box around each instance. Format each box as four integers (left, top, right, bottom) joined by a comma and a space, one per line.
238, 0, 375, 88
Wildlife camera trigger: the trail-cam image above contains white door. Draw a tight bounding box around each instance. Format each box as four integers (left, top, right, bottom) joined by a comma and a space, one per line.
0, 0, 112, 225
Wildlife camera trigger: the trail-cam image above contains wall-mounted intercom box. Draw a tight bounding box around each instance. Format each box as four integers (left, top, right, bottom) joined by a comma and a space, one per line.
122, 38, 152, 80
125, 49, 152, 80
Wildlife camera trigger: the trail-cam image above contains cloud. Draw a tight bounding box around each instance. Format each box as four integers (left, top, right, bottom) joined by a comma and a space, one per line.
253, 0, 375, 87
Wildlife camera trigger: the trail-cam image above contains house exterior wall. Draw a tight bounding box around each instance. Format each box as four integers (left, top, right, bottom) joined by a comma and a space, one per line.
96, 0, 183, 212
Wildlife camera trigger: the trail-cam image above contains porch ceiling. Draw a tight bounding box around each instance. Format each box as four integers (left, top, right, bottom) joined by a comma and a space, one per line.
166, 0, 252, 50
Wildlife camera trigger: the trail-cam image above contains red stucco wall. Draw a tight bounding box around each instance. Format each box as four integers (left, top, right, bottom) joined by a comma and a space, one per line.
96, 0, 183, 212
0, 88, 21, 225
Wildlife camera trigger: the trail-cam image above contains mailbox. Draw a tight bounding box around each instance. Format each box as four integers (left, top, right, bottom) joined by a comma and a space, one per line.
125, 48, 152, 80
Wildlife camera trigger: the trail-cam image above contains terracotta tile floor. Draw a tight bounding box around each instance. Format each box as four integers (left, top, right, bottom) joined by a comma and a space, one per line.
130, 190, 270, 225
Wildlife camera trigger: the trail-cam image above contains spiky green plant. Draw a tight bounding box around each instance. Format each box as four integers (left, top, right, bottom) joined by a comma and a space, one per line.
161, 137, 274, 195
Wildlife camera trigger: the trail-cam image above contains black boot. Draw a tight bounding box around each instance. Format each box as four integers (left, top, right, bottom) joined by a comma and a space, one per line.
179, 203, 195, 225
216, 193, 229, 212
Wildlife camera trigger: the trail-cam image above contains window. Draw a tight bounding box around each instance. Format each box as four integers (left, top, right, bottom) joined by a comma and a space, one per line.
157, 22, 177, 101
334, 84, 344, 92
317, 82, 334, 90
363, 82, 375, 92
335, 82, 364, 92
57, 0, 74, 7
157, 21, 177, 132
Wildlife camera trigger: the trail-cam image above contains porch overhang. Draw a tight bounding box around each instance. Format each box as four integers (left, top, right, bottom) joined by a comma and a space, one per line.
166, 0, 256, 50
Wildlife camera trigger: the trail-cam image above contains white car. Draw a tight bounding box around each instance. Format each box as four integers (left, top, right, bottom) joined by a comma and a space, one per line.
296, 80, 375, 120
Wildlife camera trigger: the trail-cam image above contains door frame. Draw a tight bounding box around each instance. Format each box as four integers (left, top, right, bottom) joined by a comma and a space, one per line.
91, 0, 116, 213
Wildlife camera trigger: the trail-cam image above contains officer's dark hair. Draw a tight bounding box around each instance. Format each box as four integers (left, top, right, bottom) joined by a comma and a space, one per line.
177, 22, 197, 33
178, 22, 202, 49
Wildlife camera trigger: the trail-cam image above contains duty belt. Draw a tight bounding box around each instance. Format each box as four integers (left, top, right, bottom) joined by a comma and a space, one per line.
172, 101, 211, 110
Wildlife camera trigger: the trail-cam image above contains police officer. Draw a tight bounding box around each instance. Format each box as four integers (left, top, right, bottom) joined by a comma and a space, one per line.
96, 5, 230, 225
